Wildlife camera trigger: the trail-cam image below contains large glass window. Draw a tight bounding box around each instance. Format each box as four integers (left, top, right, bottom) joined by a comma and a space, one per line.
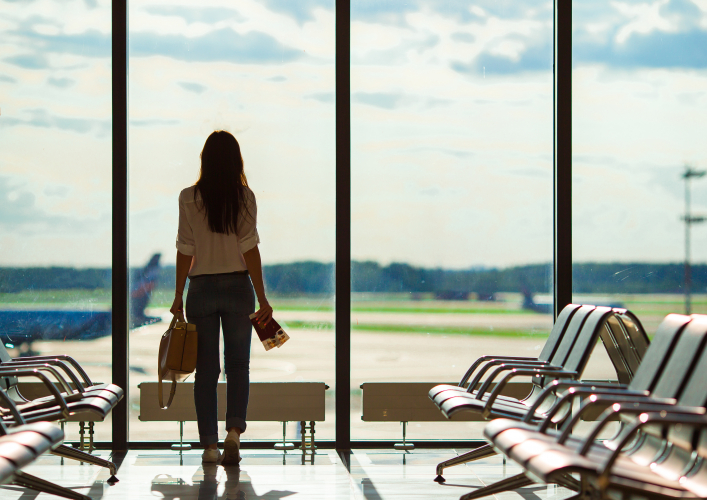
0, 0, 112, 441
350, 1, 555, 439
128, 1, 336, 441
573, 1, 707, 332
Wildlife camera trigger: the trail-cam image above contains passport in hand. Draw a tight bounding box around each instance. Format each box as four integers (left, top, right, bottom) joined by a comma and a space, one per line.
249, 313, 290, 351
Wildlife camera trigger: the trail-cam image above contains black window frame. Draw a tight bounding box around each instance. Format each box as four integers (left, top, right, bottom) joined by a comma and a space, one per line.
110, 0, 571, 451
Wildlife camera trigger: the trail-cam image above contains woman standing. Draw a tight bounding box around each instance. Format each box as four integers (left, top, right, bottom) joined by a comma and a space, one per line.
170, 131, 273, 464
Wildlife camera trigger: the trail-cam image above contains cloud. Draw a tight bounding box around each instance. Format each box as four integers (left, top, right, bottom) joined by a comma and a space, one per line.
352, 92, 405, 109
451, 32, 475, 43
44, 184, 71, 197
144, 6, 245, 24
572, 0, 707, 69
130, 28, 304, 64
306, 92, 334, 103
0, 75, 17, 83
352, 2, 416, 26
177, 82, 206, 94
3, 54, 49, 69
0, 176, 79, 233
129, 119, 179, 127
351, 0, 707, 73
260, 0, 333, 24
453, 37, 552, 75
352, 92, 453, 109
0, 109, 109, 136
47, 77, 74, 88
576, 29, 707, 69
9, 29, 110, 59
268, 76, 287, 82
352, 0, 549, 26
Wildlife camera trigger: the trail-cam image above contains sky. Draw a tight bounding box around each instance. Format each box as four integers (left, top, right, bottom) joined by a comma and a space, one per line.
0, 0, 706, 269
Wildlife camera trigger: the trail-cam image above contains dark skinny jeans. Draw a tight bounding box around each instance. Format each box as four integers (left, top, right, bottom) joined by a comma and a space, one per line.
186, 273, 254, 446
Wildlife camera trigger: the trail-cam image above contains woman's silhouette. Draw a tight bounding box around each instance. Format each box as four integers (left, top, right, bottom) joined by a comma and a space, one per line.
171, 131, 273, 464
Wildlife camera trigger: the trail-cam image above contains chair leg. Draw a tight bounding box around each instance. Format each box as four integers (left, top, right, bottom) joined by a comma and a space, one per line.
434, 444, 497, 482
560, 475, 594, 500
555, 472, 581, 491
459, 472, 534, 500
51, 444, 119, 483
13, 470, 92, 500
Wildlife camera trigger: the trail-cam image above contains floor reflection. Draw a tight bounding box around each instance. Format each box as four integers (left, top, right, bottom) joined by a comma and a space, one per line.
151, 465, 296, 500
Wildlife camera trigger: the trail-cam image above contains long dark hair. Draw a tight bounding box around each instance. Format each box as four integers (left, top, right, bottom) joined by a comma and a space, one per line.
194, 131, 250, 235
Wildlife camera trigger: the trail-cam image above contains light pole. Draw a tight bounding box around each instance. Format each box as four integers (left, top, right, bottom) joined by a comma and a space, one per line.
682, 166, 706, 314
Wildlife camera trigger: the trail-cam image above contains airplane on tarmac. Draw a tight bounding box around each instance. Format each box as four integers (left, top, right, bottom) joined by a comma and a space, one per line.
0, 254, 163, 353
522, 289, 624, 314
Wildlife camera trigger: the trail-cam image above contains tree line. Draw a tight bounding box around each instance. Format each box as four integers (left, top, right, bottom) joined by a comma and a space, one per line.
0, 261, 704, 295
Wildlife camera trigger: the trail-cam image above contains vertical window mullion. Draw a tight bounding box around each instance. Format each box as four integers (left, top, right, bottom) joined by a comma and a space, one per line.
554, 0, 572, 319
335, 0, 351, 451
112, 0, 129, 451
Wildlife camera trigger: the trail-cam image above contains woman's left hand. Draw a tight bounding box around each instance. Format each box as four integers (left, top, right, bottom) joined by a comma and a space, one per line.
170, 294, 184, 317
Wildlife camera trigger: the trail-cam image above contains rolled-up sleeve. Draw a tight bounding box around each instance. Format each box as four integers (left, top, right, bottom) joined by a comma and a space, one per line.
176, 193, 196, 256
237, 190, 260, 253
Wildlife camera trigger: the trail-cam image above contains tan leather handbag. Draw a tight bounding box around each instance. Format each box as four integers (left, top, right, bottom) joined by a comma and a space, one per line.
158, 313, 198, 409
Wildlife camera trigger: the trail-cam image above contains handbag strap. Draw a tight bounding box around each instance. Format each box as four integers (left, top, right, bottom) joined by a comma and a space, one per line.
158, 375, 178, 410
158, 313, 185, 410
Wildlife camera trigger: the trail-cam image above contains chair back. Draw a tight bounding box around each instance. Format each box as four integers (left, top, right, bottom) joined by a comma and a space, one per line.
651, 315, 707, 399
613, 309, 650, 375
626, 313, 691, 392
665, 316, 707, 448
536, 304, 582, 364
557, 306, 615, 380
599, 314, 634, 385
531, 305, 596, 388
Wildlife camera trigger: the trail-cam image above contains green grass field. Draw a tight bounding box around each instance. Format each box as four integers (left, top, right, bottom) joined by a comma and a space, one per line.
2, 289, 705, 338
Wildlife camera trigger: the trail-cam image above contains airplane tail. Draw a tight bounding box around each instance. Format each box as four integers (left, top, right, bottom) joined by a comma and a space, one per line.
130, 253, 162, 327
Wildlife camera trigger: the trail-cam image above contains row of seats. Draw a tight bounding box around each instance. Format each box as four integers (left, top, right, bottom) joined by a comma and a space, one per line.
430, 304, 707, 499
0, 344, 123, 500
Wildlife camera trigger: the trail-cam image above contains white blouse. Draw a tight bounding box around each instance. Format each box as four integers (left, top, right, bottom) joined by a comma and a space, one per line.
176, 185, 260, 276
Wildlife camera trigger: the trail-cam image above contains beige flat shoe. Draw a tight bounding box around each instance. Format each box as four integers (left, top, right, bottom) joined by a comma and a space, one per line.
222, 432, 241, 465
202, 448, 221, 463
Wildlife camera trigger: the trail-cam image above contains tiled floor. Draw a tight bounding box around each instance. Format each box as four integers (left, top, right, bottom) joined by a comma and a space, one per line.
1, 449, 573, 499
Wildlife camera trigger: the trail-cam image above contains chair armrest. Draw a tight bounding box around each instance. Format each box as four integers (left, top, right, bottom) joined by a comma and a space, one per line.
555, 395, 677, 444
481, 368, 579, 419
475, 363, 564, 400
0, 369, 71, 418
467, 359, 550, 392
459, 355, 541, 388
534, 385, 649, 430
522, 380, 636, 424
4, 360, 85, 392
4, 355, 93, 387
595, 409, 707, 486
0, 365, 73, 396
579, 379, 625, 387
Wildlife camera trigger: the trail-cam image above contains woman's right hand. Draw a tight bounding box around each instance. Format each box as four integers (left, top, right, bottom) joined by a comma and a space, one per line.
253, 299, 273, 325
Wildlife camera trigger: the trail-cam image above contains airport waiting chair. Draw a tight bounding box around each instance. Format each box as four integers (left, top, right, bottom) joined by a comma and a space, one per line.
0, 343, 124, 404
431, 305, 650, 482
0, 353, 120, 482
472, 313, 705, 500
429, 303, 583, 407
0, 387, 92, 500
601, 309, 649, 385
